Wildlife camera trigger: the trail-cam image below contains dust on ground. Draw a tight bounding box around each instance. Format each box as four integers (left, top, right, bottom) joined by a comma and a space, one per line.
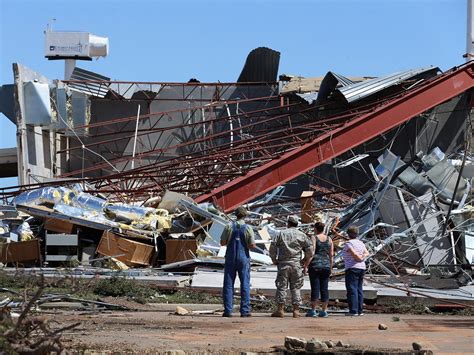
52, 310, 473, 354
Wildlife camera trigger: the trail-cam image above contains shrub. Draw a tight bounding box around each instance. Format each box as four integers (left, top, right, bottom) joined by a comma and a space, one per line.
92, 276, 155, 303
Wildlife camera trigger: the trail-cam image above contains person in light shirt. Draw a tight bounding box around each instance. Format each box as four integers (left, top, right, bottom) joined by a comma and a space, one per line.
343, 226, 370, 316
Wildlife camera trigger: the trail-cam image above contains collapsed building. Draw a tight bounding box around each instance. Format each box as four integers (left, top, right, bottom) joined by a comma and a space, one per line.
0, 45, 473, 306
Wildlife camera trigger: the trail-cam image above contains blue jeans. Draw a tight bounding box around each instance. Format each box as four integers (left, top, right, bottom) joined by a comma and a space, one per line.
223, 260, 251, 315
308, 267, 330, 302
345, 268, 365, 314
222, 222, 251, 315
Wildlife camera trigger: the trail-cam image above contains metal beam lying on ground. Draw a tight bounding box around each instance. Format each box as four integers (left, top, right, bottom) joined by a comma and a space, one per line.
196, 62, 474, 212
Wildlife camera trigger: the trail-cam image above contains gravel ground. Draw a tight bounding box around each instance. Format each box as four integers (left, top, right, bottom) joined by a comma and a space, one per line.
49, 308, 474, 354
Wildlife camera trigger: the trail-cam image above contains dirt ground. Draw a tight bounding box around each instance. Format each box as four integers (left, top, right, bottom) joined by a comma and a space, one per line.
52, 308, 473, 354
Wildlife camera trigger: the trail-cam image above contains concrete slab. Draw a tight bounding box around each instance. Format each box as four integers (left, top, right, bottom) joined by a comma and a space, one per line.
191, 269, 378, 300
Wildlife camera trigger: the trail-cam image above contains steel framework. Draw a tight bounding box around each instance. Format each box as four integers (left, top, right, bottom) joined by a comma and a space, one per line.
2, 64, 471, 206
196, 62, 474, 211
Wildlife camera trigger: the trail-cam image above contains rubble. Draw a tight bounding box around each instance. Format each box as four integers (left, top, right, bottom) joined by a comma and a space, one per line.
412, 342, 424, 351
324, 340, 335, 348
306, 338, 328, 352
1, 146, 473, 307
336, 340, 350, 348
0, 50, 472, 315
174, 306, 190, 316
284, 336, 307, 350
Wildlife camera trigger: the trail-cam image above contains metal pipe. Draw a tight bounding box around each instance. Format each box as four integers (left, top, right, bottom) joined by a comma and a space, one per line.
131, 104, 141, 170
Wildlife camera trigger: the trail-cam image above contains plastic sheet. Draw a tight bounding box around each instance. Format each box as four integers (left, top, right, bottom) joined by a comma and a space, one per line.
72, 192, 107, 212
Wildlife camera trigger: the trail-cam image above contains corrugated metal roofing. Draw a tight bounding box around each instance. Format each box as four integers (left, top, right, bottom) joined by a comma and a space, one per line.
296, 92, 318, 104
338, 67, 440, 103
237, 47, 280, 82
68, 67, 110, 98
317, 71, 369, 103
330, 72, 356, 87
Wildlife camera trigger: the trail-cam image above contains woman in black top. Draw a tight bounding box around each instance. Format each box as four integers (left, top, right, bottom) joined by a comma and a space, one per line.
304, 221, 334, 318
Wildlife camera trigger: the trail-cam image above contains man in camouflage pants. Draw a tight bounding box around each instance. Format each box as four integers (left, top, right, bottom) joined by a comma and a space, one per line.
269, 215, 313, 318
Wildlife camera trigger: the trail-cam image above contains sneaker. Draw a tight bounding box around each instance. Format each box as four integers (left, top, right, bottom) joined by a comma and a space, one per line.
222, 312, 233, 317
318, 310, 329, 318
305, 309, 317, 317
345, 312, 357, 317
358, 313, 365, 316
240, 313, 252, 317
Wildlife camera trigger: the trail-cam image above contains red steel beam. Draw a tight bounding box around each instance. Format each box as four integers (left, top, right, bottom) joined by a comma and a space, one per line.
195, 63, 474, 212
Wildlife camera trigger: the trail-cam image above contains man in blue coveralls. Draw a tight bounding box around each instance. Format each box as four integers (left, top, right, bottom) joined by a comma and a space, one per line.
221, 206, 256, 317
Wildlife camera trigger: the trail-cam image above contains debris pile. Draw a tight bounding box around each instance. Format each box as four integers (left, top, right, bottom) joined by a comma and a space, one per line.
281, 335, 434, 354
0, 146, 472, 308
0, 49, 472, 310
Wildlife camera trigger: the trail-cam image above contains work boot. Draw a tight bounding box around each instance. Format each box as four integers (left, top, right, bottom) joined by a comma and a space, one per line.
292, 304, 300, 318
271, 304, 284, 318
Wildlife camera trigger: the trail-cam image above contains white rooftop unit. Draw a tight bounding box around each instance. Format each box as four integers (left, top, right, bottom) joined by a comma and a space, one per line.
45, 31, 109, 60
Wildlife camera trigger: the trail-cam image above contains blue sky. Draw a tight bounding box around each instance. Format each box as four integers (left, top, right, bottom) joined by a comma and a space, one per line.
0, 0, 467, 187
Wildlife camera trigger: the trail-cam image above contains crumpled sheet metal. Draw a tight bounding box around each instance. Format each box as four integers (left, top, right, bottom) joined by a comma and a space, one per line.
396, 166, 434, 196
426, 160, 468, 203
421, 147, 445, 170
14, 187, 64, 206
375, 150, 405, 178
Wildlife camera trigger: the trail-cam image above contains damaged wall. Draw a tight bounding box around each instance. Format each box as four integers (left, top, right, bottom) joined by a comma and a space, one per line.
12, 63, 56, 185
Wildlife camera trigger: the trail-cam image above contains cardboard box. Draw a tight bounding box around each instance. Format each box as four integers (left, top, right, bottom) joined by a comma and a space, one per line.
44, 218, 76, 234
0, 239, 41, 264
166, 239, 198, 264
97, 231, 154, 266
